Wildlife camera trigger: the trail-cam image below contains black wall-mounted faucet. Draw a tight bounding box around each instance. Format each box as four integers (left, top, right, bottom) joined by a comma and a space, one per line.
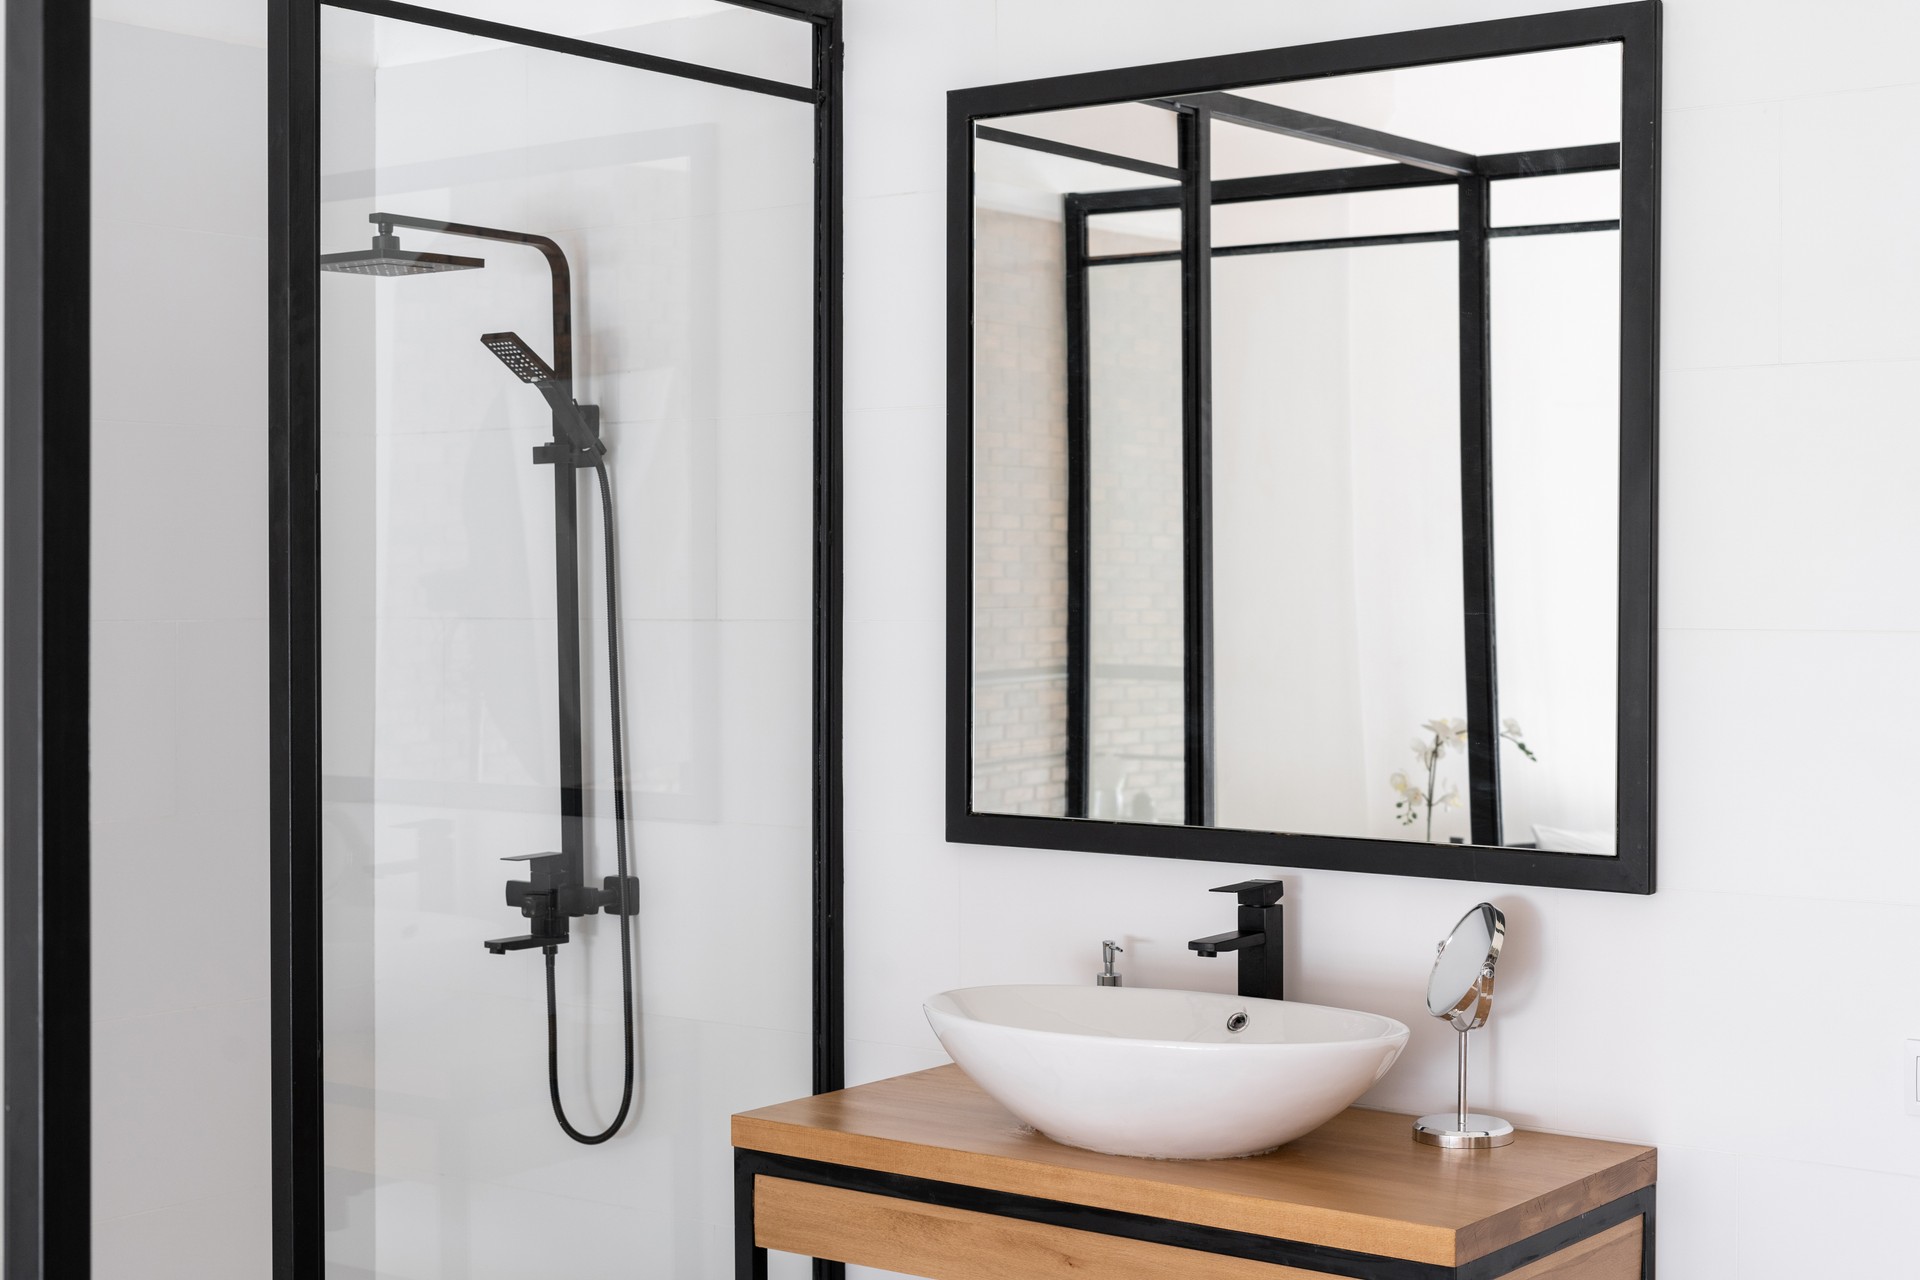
484, 851, 638, 955
1188, 880, 1284, 1001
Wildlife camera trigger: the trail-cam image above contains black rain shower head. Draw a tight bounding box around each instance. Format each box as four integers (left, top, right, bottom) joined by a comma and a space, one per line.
319, 231, 485, 278
480, 331, 557, 384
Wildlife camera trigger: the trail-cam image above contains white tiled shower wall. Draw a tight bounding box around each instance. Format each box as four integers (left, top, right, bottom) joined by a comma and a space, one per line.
841, 1, 1920, 1278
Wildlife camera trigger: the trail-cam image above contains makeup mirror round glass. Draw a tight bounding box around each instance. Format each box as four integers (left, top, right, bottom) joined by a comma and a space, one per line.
1426, 903, 1505, 1032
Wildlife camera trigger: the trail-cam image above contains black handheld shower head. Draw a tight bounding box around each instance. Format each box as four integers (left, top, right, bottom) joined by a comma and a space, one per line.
481, 331, 605, 458
480, 331, 558, 384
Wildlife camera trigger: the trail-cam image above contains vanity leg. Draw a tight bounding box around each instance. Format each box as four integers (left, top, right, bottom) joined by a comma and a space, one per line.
734, 1151, 768, 1280
1641, 1187, 1656, 1280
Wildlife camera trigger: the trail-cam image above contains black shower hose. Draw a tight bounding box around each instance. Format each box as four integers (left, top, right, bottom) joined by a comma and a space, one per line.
544, 456, 635, 1145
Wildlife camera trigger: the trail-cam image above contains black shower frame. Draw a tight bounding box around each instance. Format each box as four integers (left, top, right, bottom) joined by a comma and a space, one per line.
949, 2, 1659, 895
269, 3, 844, 1278
3, 3, 93, 1275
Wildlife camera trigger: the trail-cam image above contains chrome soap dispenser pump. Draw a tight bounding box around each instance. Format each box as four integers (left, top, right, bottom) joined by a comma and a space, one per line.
1097, 940, 1125, 987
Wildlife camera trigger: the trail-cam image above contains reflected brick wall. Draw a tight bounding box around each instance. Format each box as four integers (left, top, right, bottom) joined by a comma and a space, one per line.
1086, 259, 1185, 823
971, 207, 1070, 815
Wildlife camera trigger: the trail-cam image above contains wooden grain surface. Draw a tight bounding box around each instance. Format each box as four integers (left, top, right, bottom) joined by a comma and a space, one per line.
733, 1065, 1654, 1267
756, 1177, 1335, 1279
1504, 1218, 1643, 1279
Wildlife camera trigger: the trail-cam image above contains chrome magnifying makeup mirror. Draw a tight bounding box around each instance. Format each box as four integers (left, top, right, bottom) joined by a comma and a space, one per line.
1413, 903, 1512, 1149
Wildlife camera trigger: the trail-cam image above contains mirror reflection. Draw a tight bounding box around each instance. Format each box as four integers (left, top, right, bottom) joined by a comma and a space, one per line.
968, 44, 1624, 855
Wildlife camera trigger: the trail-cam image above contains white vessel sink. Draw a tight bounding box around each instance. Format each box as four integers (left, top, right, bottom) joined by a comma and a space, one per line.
924, 984, 1409, 1160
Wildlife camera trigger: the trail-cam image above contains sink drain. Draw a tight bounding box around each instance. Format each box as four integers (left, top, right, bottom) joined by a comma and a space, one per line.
1226, 1011, 1249, 1033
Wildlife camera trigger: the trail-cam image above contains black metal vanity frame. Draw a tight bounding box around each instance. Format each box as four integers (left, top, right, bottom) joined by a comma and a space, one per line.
946, 2, 1660, 894
734, 1149, 1657, 1279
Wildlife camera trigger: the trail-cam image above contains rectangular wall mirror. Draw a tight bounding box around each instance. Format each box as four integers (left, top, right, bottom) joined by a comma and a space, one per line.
947, 4, 1659, 892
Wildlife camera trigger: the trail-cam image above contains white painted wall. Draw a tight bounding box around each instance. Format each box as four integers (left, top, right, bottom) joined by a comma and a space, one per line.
89, 13, 274, 1277
842, 4, 1920, 1280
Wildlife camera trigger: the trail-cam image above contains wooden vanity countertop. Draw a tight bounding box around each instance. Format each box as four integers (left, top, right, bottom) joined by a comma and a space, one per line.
731, 1065, 1655, 1268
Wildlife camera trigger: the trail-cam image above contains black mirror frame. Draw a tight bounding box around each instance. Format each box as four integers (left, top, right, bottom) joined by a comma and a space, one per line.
945, 2, 1659, 894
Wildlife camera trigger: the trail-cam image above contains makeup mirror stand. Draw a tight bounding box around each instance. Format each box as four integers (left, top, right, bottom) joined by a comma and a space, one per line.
1414, 903, 1513, 1149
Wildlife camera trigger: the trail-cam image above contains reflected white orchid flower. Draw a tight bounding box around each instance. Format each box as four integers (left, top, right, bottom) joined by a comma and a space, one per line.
1498, 716, 1537, 762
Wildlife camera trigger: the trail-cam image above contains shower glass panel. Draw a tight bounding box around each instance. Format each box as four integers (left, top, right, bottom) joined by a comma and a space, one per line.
90, 7, 274, 1275
317, 7, 815, 1275
363, 0, 815, 85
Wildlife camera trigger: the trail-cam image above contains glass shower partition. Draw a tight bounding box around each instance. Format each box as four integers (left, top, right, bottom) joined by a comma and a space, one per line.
314, 5, 823, 1275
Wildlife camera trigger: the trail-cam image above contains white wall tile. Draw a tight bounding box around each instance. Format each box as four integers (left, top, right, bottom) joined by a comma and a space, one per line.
843, 0, 996, 200
91, 1000, 271, 1222
1663, 0, 1920, 109
1734, 1158, 1920, 1277
90, 222, 268, 430
1662, 359, 1920, 632
1659, 628, 1920, 905
1780, 83, 1920, 364
93, 1187, 275, 1280
843, 192, 946, 413
844, 407, 945, 625
1661, 101, 1781, 371
91, 811, 271, 1023
90, 422, 268, 622
92, 21, 265, 234
91, 620, 184, 824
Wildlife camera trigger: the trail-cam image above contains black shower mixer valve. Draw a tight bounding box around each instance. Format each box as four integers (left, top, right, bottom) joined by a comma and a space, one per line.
484, 851, 638, 955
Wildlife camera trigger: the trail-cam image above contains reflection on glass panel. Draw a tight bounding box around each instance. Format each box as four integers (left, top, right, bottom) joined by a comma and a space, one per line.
1491, 170, 1621, 227
993, 102, 1181, 171
1087, 260, 1185, 823
1491, 231, 1621, 854
1211, 243, 1464, 841
327, 0, 813, 85
1210, 186, 1457, 249
319, 11, 815, 1277
1087, 208, 1180, 256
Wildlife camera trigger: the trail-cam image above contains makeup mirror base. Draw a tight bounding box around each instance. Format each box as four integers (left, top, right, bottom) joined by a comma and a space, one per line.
1412, 1113, 1515, 1149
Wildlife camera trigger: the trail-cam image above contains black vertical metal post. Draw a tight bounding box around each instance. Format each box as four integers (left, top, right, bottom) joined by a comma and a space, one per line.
1177, 106, 1215, 827
811, 5, 846, 1104
269, 2, 326, 1275
1062, 195, 1092, 818
549, 365, 587, 902
4, 2, 92, 1275
809, 12, 847, 1278
1457, 173, 1501, 847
